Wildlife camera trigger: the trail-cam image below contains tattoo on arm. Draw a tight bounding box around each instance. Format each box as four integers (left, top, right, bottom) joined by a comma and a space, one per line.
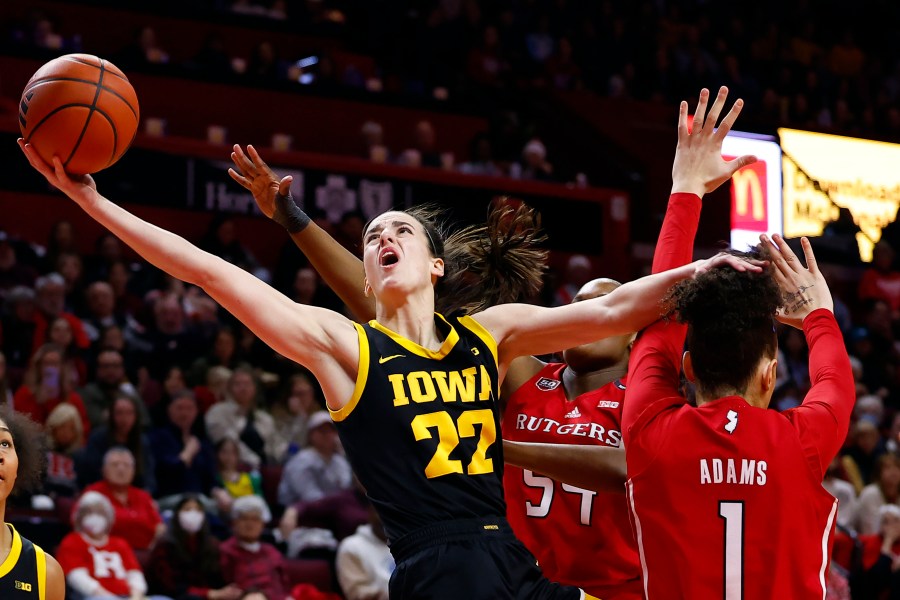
783, 283, 815, 314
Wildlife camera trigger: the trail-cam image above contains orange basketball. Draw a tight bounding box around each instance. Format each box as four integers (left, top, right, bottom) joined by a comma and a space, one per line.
19, 54, 140, 175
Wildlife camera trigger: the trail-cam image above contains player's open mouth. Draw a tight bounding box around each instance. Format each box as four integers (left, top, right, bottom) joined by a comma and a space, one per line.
380, 249, 399, 267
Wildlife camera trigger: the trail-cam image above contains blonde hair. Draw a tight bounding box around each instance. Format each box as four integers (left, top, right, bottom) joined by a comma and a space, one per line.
45, 403, 83, 452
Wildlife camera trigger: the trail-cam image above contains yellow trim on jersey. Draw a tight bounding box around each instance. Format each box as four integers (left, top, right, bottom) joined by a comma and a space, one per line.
583, 594, 601, 600
368, 313, 459, 360
457, 315, 498, 367
35, 545, 46, 600
330, 323, 370, 422
0, 524, 22, 579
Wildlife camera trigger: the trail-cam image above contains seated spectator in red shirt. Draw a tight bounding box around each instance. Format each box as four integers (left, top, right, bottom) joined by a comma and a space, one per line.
148, 495, 242, 600
81, 447, 165, 551
220, 496, 288, 600
57, 491, 169, 599
14, 343, 90, 434
859, 241, 900, 318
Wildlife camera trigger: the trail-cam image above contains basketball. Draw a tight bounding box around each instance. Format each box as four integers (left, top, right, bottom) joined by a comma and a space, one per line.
19, 53, 140, 175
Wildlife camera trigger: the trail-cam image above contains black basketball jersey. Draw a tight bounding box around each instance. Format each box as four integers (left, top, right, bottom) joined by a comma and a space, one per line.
0, 524, 45, 600
331, 313, 506, 543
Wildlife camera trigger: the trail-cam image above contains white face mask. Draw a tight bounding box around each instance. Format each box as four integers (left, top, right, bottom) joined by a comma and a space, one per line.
81, 513, 109, 536
178, 509, 205, 534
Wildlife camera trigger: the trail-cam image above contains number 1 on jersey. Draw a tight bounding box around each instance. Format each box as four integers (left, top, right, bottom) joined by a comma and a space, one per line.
718, 501, 744, 600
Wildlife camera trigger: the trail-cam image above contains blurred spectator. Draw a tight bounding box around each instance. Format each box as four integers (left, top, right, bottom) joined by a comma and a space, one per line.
187, 327, 247, 387
1, 286, 37, 375
77, 395, 156, 494
543, 37, 582, 90
195, 365, 233, 416
148, 495, 242, 600
780, 328, 811, 395
278, 485, 368, 551
271, 372, 320, 459
189, 32, 235, 77
150, 391, 217, 500
211, 437, 265, 519
858, 453, 900, 536
32, 272, 90, 355
80, 281, 138, 346
845, 420, 887, 490
335, 501, 392, 600
57, 491, 167, 600
47, 316, 88, 387
42, 220, 77, 275
44, 402, 84, 500
466, 25, 509, 87
0, 232, 37, 298
360, 121, 389, 163
246, 40, 286, 81
0, 351, 11, 406
80, 348, 147, 430
107, 260, 147, 320
205, 367, 279, 467
513, 139, 554, 181
859, 504, 900, 598
81, 447, 165, 551
14, 342, 90, 433
552, 255, 592, 306
859, 241, 900, 318
457, 133, 500, 177
220, 496, 288, 600
277, 412, 352, 507
56, 251, 85, 314
117, 25, 170, 68
823, 455, 859, 531
399, 120, 443, 169
139, 292, 206, 380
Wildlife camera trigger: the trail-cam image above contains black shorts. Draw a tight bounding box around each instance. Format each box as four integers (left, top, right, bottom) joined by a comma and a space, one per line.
388, 518, 591, 600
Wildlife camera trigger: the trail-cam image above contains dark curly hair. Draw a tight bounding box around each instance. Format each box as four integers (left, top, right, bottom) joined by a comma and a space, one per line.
401, 200, 548, 314
663, 244, 783, 399
0, 405, 47, 497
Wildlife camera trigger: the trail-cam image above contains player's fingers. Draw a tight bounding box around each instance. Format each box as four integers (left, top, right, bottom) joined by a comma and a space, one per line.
247, 145, 269, 173
702, 86, 728, 135
227, 168, 251, 190
231, 145, 256, 174
800, 237, 819, 274
278, 175, 293, 197
760, 233, 792, 276
691, 88, 710, 134
723, 155, 758, 178
714, 98, 745, 141
677, 100, 689, 143
771, 233, 803, 274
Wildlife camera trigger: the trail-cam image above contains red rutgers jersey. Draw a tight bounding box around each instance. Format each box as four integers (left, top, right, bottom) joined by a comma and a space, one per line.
57, 532, 141, 596
503, 363, 643, 599
624, 310, 854, 600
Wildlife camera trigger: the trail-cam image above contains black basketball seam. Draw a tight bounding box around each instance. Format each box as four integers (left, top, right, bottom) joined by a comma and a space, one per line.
65, 55, 129, 81
23, 77, 138, 120
64, 59, 107, 168
25, 103, 119, 171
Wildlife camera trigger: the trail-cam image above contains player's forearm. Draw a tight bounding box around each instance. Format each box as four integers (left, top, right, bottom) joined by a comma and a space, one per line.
605, 263, 695, 333
289, 223, 375, 321
652, 193, 702, 274
502, 440, 626, 494
803, 309, 854, 420
77, 192, 216, 288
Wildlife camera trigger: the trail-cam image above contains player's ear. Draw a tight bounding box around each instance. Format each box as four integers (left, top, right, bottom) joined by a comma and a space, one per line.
363, 279, 372, 298
431, 257, 445, 279
761, 357, 778, 392
682, 351, 696, 382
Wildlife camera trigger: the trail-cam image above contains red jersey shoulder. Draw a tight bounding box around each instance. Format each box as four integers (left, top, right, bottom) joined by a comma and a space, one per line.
504, 363, 626, 447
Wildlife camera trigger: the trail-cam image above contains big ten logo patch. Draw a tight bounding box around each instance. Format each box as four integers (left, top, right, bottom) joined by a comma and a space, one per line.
15, 581, 32, 591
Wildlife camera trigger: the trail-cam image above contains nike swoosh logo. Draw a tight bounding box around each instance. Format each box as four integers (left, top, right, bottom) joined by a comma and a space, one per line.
379, 354, 405, 364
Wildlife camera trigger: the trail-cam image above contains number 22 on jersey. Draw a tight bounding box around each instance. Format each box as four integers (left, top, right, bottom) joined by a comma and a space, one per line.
411, 409, 496, 478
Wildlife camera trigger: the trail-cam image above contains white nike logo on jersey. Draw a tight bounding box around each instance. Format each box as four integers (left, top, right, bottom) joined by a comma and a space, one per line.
725, 410, 738, 434
564, 406, 582, 419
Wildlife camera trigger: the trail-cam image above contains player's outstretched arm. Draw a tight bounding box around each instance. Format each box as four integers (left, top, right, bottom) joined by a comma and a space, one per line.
229, 144, 375, 321
503, 440, 626, 494
767, 234, 853, 475
19, 140, 359, 401
475, 253, 761, 364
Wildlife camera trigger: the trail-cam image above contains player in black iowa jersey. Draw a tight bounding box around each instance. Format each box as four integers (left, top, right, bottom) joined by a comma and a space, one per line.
0, 405, 65, 600
21, 137, 757, 599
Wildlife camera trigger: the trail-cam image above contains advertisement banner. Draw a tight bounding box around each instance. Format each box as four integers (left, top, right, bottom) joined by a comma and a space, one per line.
779, 128, 900, 262
724, 131, 783, 251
